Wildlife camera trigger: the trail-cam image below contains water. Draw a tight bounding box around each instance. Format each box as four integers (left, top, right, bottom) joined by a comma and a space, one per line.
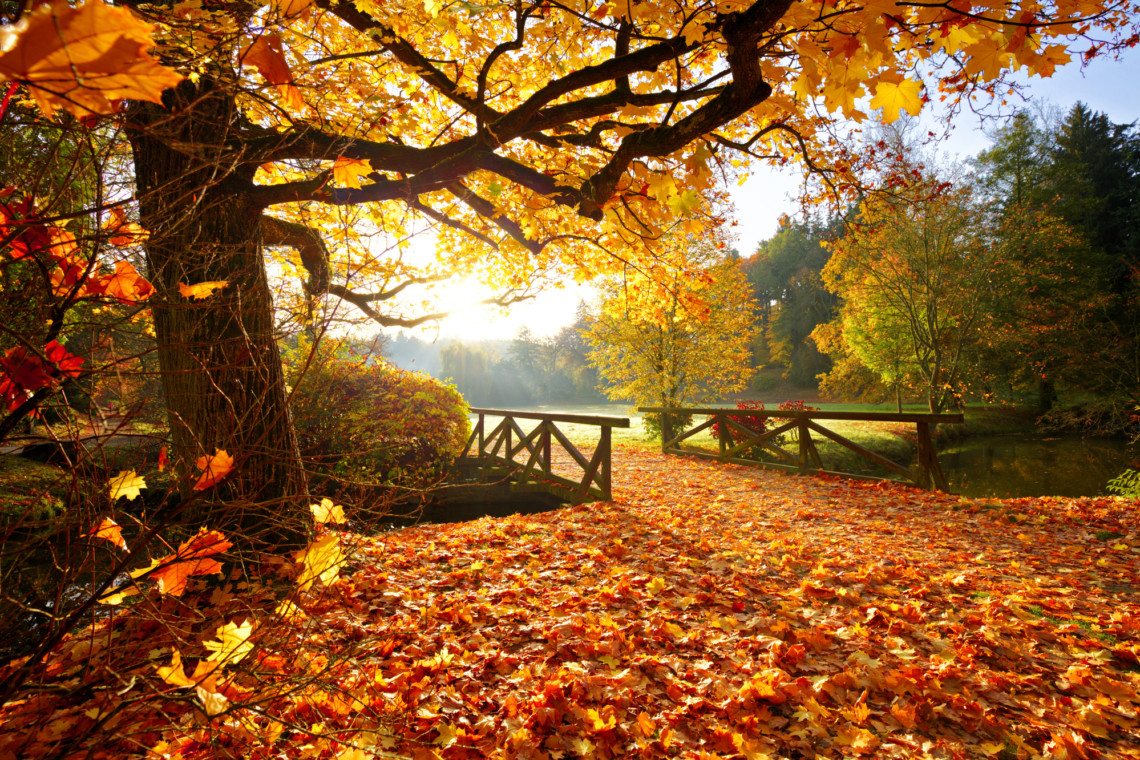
935, 435, 1137, 498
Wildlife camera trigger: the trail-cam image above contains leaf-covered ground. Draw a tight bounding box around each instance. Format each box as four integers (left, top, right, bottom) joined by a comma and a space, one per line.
2, 446, 1138, 759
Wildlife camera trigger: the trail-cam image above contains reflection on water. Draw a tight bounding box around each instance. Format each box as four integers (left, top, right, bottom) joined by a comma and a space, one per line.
937, 436, 1137, 498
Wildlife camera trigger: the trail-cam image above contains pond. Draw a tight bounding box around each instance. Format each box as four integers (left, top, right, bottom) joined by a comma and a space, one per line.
935, 435, 1137, 499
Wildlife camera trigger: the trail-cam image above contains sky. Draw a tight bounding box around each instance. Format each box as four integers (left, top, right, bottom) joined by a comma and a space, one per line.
396, 46, 1140, 344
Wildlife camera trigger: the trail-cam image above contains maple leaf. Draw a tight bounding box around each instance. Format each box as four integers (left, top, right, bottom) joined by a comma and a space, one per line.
870, 79, 923, 122
100, 260, 155, 303
108, 470, 146, 501
275, 599, 307, 622
294, 533, 346, 591
667, 189, 700, 215
435, 722, 460, 747
156, 649, 196, 688
88, 517, 127, 549
193, 449, 234, 490
332, 157, 373, 189
0, 0, 182, 118
179, 280, 229, 300
132, 528, 232, 596
241, 33, 304, 110
157, 445, 168, 472
310, 498, 346, 525
195, 686, 229, 716
102, 207, 148, 247
203, 620, 255, 665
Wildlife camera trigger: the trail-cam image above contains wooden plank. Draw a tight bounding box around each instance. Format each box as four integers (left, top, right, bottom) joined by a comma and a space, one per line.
722, 418, 798, 463
548, 422, 594, 473
638, 407, 963, 424
599, 426, 612, 500
806, 420, 917, 482
574, 444, 606, 504
470, 407, 631, 428
663, 415, 716, 449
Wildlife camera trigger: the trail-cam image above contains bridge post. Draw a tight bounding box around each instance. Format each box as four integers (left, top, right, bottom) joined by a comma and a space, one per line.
599, 426, 612, 500
541, 422, 551, 476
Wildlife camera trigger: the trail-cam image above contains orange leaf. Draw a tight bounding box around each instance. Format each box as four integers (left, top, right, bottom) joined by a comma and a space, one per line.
194, 449, 234, 490
242, 33, 293, 86
100, 260, 155, 303
133, 528, 232, 596
102, 207, 148, 246
0, 0, 183, 118
88, 517, 126, 549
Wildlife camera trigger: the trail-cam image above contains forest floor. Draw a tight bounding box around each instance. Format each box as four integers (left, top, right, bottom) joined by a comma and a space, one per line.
1, 446, 1138, 759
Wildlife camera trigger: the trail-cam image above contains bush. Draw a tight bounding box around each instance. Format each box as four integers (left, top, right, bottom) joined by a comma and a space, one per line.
642, 411, 693, 441
711, 400, 769, 442
287, 341, 470, 498
1107, 468, 1140, 498
711, 399, 819, 453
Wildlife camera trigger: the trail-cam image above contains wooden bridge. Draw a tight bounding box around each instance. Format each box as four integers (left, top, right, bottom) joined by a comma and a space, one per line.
640, 406, 963, 492
454, 408, 630, 504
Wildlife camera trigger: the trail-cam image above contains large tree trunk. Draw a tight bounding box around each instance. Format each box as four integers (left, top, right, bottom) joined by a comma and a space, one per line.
127, 80, 309, 549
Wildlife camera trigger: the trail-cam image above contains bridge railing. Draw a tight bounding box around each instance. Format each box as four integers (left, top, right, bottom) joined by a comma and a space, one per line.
639, 407, 963, 491
459, 408, 630, 503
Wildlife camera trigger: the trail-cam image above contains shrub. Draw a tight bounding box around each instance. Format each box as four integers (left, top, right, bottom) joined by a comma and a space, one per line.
642, 410, 693, 441
711, 400, 768, 442
712, 399, 820, 451
287, 341, 470, 498
1107, 468, 1140, 498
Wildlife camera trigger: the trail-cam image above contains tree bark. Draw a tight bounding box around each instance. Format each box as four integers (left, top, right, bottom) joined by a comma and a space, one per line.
127, 79, 309, 549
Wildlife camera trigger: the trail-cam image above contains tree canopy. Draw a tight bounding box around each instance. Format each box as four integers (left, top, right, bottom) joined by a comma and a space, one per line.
0, 0, 1137, 538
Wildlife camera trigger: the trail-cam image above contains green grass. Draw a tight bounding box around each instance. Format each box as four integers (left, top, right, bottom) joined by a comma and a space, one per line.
553, 403, 1039, 484
0, 454, 70, 528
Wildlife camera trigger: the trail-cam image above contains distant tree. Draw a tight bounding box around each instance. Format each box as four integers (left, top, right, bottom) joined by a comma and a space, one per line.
585, 236, 756, 428
972, 105, 1140, 405
815, 176, 994, 414
743, 217, 840, 387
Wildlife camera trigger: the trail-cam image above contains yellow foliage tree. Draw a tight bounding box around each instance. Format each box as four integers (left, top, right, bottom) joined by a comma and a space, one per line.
0, 0, 1134, 542
584, 236, 757, 427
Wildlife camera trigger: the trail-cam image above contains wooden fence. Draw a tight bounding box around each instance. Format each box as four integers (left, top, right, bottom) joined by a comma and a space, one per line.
639, 407, 963, 491
459, 409, 630, 503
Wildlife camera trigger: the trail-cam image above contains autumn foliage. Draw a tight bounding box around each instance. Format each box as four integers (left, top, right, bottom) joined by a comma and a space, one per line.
2, 447, 1138, 758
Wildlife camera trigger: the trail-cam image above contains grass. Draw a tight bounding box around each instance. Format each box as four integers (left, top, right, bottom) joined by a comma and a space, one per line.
539, 403, 1042, 484
0, 454, 70, 528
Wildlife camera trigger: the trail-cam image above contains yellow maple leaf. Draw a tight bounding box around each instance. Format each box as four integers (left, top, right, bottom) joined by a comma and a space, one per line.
0, 0, 182, 118
869, 79, 923, 122
108, 469, 146, 501
156, 648, 196, 687
294, 533, 346, 591
646, 577, 666, 595
310, 497, 346, 525
203, 619, 254, 665
275, 599, 307, 622
667, 189, 699, 215
88, 517, 127, 549
332, 157, 373, 189
178, 280, 229, 300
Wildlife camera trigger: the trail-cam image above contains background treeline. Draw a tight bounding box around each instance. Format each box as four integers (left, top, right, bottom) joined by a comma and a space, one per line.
382, 304, 605, 407
737, 102, 1138, 430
